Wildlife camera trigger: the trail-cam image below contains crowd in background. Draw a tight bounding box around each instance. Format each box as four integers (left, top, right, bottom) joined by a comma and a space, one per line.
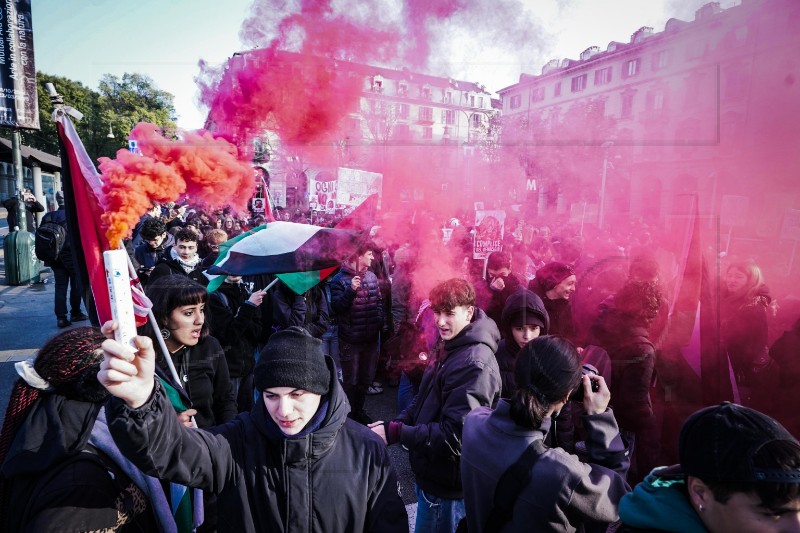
2, 197, 799, 532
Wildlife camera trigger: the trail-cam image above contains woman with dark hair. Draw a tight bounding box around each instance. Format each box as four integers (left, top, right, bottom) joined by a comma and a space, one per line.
461, 336, 630, 532
720, 260, 773, 406
142, 275, 237, 428
0, 327, 200, 532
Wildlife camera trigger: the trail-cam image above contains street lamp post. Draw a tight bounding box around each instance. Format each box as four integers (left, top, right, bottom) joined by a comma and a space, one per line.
598, 141, 614, 230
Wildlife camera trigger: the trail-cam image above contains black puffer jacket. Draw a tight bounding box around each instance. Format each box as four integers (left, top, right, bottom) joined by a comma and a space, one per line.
106, 359, 409, 533
208, 281, 262, 379
330, 264, 383, 344
396, 307, 501, 499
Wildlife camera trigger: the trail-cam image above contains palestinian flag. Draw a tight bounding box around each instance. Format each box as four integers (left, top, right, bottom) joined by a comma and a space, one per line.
206, 221, 363, 292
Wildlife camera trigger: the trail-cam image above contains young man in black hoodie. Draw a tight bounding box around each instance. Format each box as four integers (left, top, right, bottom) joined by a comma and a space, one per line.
373, 278, 501, 533
99, 326, 408, 532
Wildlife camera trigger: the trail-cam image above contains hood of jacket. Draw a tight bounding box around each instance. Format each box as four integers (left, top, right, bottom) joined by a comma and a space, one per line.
619, 467, 708, 533
500, 289, 550, 338
251, 356, 350, 464
1, 394, 101, 478
445, 307, 500, 356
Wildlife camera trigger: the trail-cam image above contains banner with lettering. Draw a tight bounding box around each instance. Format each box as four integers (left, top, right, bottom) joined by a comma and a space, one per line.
0, 0, 38, 129
473, 209, 505, 259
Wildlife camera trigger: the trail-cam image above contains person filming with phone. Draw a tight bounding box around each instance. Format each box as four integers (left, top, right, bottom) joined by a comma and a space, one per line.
460, 335, 631, 532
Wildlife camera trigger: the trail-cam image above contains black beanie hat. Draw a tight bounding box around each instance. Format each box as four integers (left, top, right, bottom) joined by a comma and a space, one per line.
254, 327, 330, 395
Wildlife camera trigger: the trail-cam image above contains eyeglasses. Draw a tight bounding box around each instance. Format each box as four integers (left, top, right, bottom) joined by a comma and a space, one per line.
209, 244, 220, 250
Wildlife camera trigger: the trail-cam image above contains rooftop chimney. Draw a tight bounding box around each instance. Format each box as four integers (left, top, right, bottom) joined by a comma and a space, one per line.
695, 2, 722, 21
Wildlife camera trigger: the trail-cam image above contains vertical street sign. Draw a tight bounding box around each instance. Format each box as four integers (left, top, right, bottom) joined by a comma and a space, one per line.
0, 0, 38, 129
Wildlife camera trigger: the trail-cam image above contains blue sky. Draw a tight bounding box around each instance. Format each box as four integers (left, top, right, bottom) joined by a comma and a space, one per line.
30, 0, 724, 130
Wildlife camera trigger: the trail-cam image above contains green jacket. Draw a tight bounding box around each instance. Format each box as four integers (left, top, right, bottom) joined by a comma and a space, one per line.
618, 466, 708, 533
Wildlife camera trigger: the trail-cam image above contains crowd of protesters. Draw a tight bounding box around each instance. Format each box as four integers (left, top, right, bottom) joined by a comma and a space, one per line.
2, 198, 800, 532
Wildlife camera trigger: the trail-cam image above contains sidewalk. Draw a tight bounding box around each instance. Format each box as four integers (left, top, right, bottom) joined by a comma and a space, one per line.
0, 239, 60, 361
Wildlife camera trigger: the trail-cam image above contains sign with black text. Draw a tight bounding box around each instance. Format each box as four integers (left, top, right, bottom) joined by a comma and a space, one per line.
0, 0, 38, 129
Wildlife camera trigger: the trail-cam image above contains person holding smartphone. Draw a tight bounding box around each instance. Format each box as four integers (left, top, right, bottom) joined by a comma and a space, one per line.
460, 335, 631, 532
2, 187, 44, 232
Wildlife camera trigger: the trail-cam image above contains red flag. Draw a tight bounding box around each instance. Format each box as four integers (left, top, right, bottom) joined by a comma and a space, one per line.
56, 112, 112, 325
335, 193, 378, 231
55, 112, 153, 326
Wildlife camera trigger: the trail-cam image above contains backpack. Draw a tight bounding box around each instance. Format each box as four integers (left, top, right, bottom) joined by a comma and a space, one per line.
35, 221, 66, 262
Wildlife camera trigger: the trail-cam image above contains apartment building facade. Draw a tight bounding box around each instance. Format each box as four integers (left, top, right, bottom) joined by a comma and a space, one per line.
497, 0, 800, 238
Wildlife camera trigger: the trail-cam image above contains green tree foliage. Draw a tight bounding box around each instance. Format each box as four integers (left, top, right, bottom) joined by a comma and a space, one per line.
7, 72, 176, 164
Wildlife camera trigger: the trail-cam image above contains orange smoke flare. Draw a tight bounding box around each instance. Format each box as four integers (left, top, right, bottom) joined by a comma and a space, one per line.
98, 123, 256, 249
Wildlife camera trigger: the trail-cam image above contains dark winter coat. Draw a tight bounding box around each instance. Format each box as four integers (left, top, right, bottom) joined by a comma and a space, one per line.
529, 281, 577, 341
148, 249, 208, 287
603, 325, 656, 433
272, 281, 330, 338
208, 282, 262, 379
475, 272, 524, 329
396, 307, 501, 499
330, 264, 383, 344
134, 231, 175, 282
40, 207, 74, 269
496, 289, 550, 397
2, 195, 44, 232
161, 335, 237, 428
461, 401, 631, 532
0, 396, 159, 532
105, 359, 409, 533
720, 287, 771, 388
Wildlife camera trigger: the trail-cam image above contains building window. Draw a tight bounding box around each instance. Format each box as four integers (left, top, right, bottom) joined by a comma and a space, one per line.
422, 126, 433, 139
397, 103, 409, 119
646, 90, 667, 114
421, 87, 431, 100
470, 95, 476, 107
509, 94, 522, 109
477, 96, 484, 108
571, 74, 587, 92
621, 93, 634, 119
531, 87, 545, 102
472, 114, 482, 128
419, 106, 433, 122
443, 109, 455, 125
594, 67, 613, 86
553, 82, 562, 97
398, 84, 408, 97
444, 91, 452, 103
622, 58, 641, 79
652, 50, 670, 71
394, 123, 410, 140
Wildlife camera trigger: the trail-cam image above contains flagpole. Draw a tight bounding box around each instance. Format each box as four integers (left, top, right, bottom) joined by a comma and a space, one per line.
123, 251, 184, 388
